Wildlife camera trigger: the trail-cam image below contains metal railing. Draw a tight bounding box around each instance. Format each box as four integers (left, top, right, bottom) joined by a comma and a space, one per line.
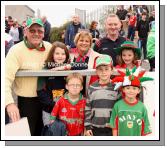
15, 69, 120, 77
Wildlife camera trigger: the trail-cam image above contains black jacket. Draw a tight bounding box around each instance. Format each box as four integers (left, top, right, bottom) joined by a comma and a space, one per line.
89, 29, 100, 43
136, 20, 149, 39
37, 76, 66, 113
93, 36, 126, 66
43, 20, 51, 41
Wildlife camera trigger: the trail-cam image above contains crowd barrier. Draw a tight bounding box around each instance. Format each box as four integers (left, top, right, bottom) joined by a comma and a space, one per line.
15, 69, 119, 77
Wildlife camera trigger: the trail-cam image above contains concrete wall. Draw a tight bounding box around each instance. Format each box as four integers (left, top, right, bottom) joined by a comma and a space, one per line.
5, 5, 35, 24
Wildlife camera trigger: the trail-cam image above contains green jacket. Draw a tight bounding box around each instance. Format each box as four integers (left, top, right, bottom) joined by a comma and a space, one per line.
147, 25, 155, 59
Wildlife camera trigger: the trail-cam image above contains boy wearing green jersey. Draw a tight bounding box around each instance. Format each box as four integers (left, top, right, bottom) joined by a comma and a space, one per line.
109, 67, 153, 136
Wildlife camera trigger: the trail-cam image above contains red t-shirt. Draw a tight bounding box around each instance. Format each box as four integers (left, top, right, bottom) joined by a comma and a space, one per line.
129, 15, 137, 26
51, 95, 86, 136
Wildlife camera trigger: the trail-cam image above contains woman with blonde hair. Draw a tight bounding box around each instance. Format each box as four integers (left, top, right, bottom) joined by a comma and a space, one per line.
52, 31, 102, 92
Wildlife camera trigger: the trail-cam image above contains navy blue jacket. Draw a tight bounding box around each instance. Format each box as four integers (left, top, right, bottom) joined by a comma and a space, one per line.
41, 119, 66, 136
65, 23, 85, 48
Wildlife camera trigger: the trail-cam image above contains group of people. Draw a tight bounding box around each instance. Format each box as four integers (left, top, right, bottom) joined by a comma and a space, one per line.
5, 15, 51, 56
5, 16, 25, 44
5, 6, 155, 136
115, 5, 155, 71
64, 11, 154, 71
5, 16, 23, 56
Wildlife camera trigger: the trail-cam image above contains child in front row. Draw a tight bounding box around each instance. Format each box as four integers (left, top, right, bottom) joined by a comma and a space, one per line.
50, 73, 86, 136
115, 41, 141, 69
37, 41, 70, 126
84, 55, 118, 136
110, 67, 153, 136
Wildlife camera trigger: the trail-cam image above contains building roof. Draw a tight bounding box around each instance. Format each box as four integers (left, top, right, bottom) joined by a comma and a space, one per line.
25, 5, 35, 13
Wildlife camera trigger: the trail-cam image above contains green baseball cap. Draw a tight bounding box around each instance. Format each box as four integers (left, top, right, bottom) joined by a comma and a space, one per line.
26, 18, 44, 28
115, 41, 141, 59
96, 55, 113, 68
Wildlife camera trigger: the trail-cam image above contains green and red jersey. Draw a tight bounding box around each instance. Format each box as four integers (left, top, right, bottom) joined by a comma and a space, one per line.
110, 98, 152, 136
50, 93, 86, 136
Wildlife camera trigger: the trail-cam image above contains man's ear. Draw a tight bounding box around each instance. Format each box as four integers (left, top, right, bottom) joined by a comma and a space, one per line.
65, 84, 68, 90
24, 27, 28, 36
118, 21, 122, 30
80, 85, 83, 91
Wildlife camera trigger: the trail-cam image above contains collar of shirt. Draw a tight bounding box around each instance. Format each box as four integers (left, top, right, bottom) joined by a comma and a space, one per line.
105, 35, 120, 42
123, 97, 139, 106
75, 48, 91, 62
64, 92, 83, 105
24, 37, 45, 51
98, 79, 112, 87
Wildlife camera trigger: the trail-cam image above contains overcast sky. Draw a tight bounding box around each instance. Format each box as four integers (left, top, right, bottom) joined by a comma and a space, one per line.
28, 5, 101, 27
4, 1, 157, 27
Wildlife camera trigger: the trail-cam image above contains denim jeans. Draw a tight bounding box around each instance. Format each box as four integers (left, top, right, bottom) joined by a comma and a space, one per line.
127, 26, 135, 41
138, 38, 147, 59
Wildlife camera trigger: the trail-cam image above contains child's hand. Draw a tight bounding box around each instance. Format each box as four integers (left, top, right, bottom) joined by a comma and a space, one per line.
50, 120, 54, 124
51, 67, 59, 71
105, 123, 112, 128
51, 67, 63, 71
112, 129, 118, 136
85, 130, 93, 136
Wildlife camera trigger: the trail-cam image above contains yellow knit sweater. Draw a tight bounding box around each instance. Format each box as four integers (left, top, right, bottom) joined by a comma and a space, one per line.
5, 41, 52, 106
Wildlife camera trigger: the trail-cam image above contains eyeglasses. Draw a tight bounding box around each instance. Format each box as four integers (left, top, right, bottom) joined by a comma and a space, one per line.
68, 84, 82, 88
29, 29, 44, 34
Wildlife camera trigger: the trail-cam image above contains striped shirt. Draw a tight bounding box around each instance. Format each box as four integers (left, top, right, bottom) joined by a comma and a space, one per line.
85, 80, 118, 130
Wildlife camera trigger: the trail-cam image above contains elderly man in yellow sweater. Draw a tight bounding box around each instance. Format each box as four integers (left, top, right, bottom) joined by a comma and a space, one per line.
5, 18, 52, 135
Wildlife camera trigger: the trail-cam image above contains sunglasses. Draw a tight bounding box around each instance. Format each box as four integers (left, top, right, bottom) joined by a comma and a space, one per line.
29, 29, 44, 34
68, 84, 82, 88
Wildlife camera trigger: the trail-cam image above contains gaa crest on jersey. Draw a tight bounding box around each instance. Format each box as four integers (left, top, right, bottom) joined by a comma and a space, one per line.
61, 107, 67, 113
80, 108, 84, 112
127, 121, 133, 128
79, 108, 84, 115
